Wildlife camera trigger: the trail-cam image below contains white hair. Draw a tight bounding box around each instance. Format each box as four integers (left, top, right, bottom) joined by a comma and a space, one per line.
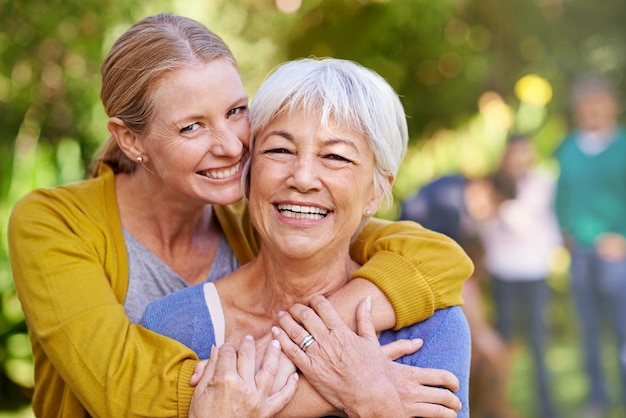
246, 57, 408, 206
570, 74, 620, 108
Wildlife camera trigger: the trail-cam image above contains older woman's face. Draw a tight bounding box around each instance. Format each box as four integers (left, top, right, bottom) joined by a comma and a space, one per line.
248, 109, 380, 259
574, 90, 618, 133
140, 59, 250, 206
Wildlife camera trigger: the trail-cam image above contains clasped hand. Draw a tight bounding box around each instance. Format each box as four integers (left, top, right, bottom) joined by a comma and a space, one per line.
189, 335, 298, 418
273, 295, 462, 418
189, 295, 461, 417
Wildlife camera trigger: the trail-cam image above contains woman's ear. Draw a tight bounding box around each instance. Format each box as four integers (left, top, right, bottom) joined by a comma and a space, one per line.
107, 117, 144, 160
364, 175, 394, 217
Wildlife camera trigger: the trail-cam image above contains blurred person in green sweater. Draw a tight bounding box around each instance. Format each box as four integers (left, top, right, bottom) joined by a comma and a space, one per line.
555, 74, 626, 417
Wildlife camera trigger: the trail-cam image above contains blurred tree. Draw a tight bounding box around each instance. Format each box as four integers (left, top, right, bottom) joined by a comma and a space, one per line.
276, 0, 484, 138
0, 0, 161, 408
276, 0, 625, 140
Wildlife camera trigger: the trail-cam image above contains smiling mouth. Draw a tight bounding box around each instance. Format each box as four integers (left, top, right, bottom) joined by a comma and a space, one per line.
197, 163, 240, 179
277, 204, 328, 220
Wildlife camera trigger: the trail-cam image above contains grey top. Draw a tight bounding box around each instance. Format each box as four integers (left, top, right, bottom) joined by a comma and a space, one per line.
122, 228, 240, 323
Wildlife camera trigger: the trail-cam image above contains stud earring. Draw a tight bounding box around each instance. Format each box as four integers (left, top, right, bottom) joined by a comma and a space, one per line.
365, 209, 372, 216
136, 155, 156, 175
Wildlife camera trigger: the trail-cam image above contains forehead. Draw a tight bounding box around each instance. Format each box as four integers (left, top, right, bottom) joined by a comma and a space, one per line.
264, 108, 366, 141
577, 90, 616, 107
151, 59, 244, 107
508, 140, 531, 152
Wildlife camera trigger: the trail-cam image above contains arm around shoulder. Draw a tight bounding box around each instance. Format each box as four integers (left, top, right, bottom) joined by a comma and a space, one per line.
350, 218, 473, 329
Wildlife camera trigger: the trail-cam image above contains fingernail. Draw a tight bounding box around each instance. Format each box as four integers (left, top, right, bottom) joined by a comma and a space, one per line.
245, 334, 254, 341
412, 338, 423, 346
293, 372, 299, 381
271, 339, 281, 349
277, 310, 285, 317
365, 295, 372, 312
271, 326, 280, 337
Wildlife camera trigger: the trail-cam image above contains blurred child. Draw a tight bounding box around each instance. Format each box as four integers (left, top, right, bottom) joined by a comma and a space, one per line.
481, 134, 561, 418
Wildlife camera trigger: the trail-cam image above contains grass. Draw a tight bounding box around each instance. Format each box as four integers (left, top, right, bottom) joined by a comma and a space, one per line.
0, 408, 33, 418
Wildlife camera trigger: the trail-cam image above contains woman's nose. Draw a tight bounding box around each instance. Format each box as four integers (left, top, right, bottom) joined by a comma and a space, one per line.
211, 127, 244, 157
289, 155, 322, 192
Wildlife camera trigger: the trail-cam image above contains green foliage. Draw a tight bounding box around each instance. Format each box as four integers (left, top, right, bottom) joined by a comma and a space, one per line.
0, 0, 109, 408
277, 0, 485, 137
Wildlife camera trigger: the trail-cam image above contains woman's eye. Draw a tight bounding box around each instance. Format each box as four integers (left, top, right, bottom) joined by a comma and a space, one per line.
180, 123, 200, 133
326, 154, 352, 163
227, 106, 248, 117
265, 148, 290, 154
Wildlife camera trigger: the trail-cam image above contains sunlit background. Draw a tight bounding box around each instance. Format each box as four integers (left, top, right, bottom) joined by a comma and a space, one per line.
1, 0, 625, 416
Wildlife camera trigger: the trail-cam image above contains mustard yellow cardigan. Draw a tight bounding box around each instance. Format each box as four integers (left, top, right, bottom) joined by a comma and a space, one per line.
8, 164, 472, 417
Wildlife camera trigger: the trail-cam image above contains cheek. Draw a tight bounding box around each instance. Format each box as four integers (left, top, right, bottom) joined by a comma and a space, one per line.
247, 183, 275, 233
247, 195, 263, 228
249, 161, 274, 198
334, 174, 373, 207
356, 168, 378, 202
237, 120, 252, 148
160, 143, 205, 175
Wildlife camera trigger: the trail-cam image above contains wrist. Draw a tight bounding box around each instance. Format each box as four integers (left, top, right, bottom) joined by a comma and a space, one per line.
342, 383, 403, 418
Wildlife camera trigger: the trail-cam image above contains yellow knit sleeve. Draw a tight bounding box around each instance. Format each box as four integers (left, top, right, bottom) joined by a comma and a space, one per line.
8, 179, 200, 417
350, 218, 473, 330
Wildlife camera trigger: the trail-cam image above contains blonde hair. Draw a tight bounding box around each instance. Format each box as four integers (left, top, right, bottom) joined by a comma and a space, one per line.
91, 13, 237, 176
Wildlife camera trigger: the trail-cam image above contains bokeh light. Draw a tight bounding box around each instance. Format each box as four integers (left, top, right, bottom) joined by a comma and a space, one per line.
276, 0, 301, 14
515, 74, 553, 106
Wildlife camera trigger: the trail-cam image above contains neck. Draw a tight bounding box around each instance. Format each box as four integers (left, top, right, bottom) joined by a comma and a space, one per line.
582, 123, 617, 138
233, 249, 358, 315
116, 171, 210, 244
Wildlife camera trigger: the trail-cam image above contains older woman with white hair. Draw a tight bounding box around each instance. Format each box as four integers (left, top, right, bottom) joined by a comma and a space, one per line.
143, 57, 470, 417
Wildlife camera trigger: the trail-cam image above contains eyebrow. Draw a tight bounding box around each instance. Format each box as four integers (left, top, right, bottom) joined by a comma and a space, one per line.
169, 95, 249, 127
324, 137, 359, 152
267, 130, 294, 141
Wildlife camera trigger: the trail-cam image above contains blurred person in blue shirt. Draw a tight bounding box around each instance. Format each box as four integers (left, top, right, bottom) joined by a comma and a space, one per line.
400, 172, 522, 418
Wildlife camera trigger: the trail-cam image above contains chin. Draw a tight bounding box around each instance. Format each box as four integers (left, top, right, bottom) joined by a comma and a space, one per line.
211, 194, 244, 206
200, 186, 244, 206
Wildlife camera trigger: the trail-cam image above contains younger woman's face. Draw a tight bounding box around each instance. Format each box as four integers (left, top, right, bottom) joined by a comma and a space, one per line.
140, 59, 250, 206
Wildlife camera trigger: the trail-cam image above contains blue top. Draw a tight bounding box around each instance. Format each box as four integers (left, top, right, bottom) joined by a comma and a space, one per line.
142, 284, 218, 359
400, 175, 470, 244
555, 128, 626, 246
142, 284, 471, 417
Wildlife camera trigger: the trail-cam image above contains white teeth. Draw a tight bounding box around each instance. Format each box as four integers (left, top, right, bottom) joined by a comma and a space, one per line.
199, 164, 239, 179
277, 204, 328, 220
